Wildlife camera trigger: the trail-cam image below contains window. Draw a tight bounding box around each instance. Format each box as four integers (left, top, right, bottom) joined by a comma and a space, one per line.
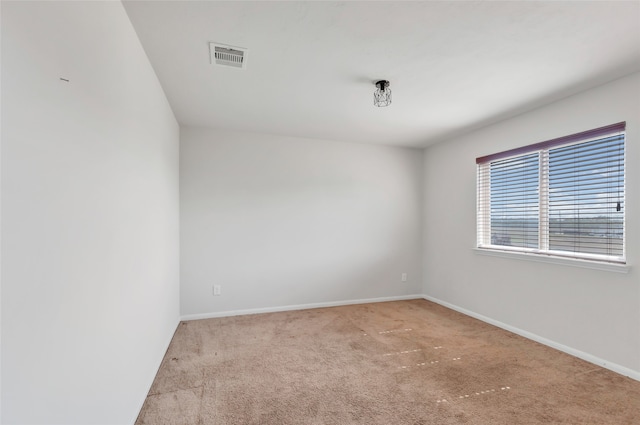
477, 122, 625, 264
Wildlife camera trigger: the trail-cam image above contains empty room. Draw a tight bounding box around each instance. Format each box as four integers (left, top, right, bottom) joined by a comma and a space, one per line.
2, 1, 640, 424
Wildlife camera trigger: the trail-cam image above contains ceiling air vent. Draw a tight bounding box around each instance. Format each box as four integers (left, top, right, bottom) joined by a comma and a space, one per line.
209, 43, 248, 69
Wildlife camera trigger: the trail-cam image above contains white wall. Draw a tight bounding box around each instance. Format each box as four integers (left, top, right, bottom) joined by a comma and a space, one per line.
180, 127, 423, 317
423, 72, 640, 377
1, 2, 180, 424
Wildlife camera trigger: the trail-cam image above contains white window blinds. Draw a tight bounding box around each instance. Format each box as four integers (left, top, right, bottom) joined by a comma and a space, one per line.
477, 122, 625, 264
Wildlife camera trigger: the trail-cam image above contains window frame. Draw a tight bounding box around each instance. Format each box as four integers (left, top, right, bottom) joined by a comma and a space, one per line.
476, 122, 626, 266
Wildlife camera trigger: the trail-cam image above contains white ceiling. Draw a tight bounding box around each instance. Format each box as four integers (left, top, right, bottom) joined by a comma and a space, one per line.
123, 1, 640, 148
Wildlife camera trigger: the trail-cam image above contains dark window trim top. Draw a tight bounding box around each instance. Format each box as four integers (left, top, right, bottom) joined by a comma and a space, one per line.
476, 122, 626, 165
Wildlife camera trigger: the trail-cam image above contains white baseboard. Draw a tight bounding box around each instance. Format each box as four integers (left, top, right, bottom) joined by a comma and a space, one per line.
422, 295, 640, 382
180, 294, 640, 382
133, 317, 181, 423
180, 294, 423, 322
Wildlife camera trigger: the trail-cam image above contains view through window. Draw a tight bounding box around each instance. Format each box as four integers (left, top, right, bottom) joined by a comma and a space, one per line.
477, 122, 625, 263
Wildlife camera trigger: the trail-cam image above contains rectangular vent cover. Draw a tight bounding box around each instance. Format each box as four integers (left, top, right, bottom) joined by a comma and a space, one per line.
210, 43, 247, 69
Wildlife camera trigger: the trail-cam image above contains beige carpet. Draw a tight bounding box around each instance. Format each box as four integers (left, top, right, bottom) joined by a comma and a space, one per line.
136, 299, 640, 424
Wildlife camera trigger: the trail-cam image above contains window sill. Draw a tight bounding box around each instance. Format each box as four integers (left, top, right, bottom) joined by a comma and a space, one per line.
473, 247, 629, 273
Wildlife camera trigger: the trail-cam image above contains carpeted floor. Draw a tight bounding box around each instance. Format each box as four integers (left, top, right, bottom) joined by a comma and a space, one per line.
136, 299, 640, 424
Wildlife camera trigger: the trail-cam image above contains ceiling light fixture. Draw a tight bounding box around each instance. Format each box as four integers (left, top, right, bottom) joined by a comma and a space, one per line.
374, 80, 391, 107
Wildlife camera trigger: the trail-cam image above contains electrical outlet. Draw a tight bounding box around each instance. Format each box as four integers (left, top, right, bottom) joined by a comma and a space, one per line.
401, 273, 408, 282
213, 285, 221, 296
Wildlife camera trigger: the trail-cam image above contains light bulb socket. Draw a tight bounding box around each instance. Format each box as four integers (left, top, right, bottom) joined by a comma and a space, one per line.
375, 80, 389, 91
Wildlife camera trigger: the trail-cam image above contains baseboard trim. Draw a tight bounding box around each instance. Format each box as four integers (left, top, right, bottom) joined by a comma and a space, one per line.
180, 294, 640, 382
132, 317, 181, 423
180, 294, 423, 322
422, 295, 640, 382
